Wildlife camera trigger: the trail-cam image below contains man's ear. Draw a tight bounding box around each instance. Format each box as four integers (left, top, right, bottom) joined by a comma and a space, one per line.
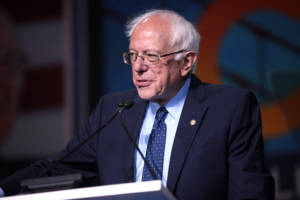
181, 51, 197, 77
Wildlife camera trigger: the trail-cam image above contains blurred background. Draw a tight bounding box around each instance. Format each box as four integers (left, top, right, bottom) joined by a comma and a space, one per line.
0, 0, 299, 199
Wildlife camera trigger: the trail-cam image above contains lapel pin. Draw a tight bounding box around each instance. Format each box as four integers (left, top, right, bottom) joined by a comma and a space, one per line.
190, 119, 196, 126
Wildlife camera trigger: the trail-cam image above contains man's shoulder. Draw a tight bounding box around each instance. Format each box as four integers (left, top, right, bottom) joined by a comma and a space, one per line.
103, 89, 138, 99
90, 89, 140, 117
203, 82, 251, 96
191, 75, 254, 100
200, 82, 258, 109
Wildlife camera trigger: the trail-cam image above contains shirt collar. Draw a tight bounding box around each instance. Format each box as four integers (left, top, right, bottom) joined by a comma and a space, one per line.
149, 77, 191, 120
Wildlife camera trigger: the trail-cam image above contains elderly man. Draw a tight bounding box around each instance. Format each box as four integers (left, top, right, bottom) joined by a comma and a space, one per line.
0, 9, 274, 199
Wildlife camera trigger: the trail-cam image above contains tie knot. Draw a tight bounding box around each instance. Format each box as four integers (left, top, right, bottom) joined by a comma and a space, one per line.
155, 106, 168, 122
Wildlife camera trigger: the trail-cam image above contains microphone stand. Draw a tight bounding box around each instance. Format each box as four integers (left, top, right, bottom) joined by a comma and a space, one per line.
20, 101, 131, 194
119, 109, 158, 180
119, 105, 176, 199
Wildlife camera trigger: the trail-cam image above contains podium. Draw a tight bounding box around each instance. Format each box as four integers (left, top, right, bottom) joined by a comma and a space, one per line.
0, 180, 177, 200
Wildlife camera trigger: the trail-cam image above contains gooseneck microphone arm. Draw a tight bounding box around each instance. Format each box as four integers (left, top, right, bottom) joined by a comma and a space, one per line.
119, 102, 177, 200
39, 100, 132, 177
19, 100, 134, 194
119, 106, 158, 180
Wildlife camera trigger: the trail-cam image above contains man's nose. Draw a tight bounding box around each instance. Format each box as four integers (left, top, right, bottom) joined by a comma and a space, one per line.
132, 56, 148, 72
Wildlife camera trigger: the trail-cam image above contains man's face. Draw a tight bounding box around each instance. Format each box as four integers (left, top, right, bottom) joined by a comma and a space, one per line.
129, 16, 187, 105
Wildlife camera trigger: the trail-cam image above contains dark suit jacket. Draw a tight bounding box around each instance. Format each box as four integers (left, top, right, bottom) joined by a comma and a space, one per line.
0, 75, 274, 199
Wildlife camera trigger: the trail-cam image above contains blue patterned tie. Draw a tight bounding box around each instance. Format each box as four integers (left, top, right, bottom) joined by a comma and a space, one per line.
142, 106, 168, 181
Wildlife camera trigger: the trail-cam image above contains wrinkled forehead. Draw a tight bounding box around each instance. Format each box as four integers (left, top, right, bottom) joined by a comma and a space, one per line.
140, 14, 171, 28
130, 15, 173, 50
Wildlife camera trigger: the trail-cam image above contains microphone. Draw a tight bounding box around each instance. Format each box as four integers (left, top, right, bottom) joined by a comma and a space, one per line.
40, 99, 133, 176
118, 99, 134, 113
119, 104, 158, 180
20, 99, 133, 193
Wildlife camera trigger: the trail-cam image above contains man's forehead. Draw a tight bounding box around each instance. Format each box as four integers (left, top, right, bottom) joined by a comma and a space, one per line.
138, 15, 171, 31
130, 15, 172, 46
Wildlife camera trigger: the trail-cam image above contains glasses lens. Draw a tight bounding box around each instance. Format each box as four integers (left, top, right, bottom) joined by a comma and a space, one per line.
123, 52, 161, 65
129, 52, 137, 64
123, 52, 131, 65
145, 53, 159, 65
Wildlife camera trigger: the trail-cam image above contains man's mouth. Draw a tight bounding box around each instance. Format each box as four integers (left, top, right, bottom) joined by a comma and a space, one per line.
136, 80, 152, 87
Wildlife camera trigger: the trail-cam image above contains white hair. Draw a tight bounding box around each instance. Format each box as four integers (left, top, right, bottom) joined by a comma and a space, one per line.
125, 9, 201, 73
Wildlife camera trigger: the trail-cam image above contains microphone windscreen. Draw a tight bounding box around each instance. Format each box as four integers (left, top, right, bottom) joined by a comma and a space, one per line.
124, 100, 134, 108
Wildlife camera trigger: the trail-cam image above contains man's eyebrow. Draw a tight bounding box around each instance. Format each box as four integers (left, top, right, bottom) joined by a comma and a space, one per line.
129, 48, 162, 54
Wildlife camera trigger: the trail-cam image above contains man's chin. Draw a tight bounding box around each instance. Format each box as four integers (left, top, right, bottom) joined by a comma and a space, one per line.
137, 90, 156, 101
136, 91, 166, 104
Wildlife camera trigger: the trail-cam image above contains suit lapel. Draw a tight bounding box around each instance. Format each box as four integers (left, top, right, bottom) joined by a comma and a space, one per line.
115, 76, 208, 187
167, 75, 208, 192
120, 96, 148, 182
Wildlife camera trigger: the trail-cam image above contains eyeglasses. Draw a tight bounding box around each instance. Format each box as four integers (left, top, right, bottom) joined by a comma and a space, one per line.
123, 49, 186, 66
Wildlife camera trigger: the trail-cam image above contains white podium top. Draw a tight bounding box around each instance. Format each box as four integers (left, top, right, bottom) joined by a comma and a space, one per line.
1, 180, 177, 200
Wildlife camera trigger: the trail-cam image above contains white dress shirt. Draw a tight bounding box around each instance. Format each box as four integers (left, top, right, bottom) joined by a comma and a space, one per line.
135, 77, 190, 186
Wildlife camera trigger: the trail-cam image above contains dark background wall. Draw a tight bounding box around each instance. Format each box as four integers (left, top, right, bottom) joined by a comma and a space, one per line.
0, 0, 66, 176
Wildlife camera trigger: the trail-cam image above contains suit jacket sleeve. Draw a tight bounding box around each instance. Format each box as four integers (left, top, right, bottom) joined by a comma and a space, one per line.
0, 96, 106, 196
227, 91, 274, 199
